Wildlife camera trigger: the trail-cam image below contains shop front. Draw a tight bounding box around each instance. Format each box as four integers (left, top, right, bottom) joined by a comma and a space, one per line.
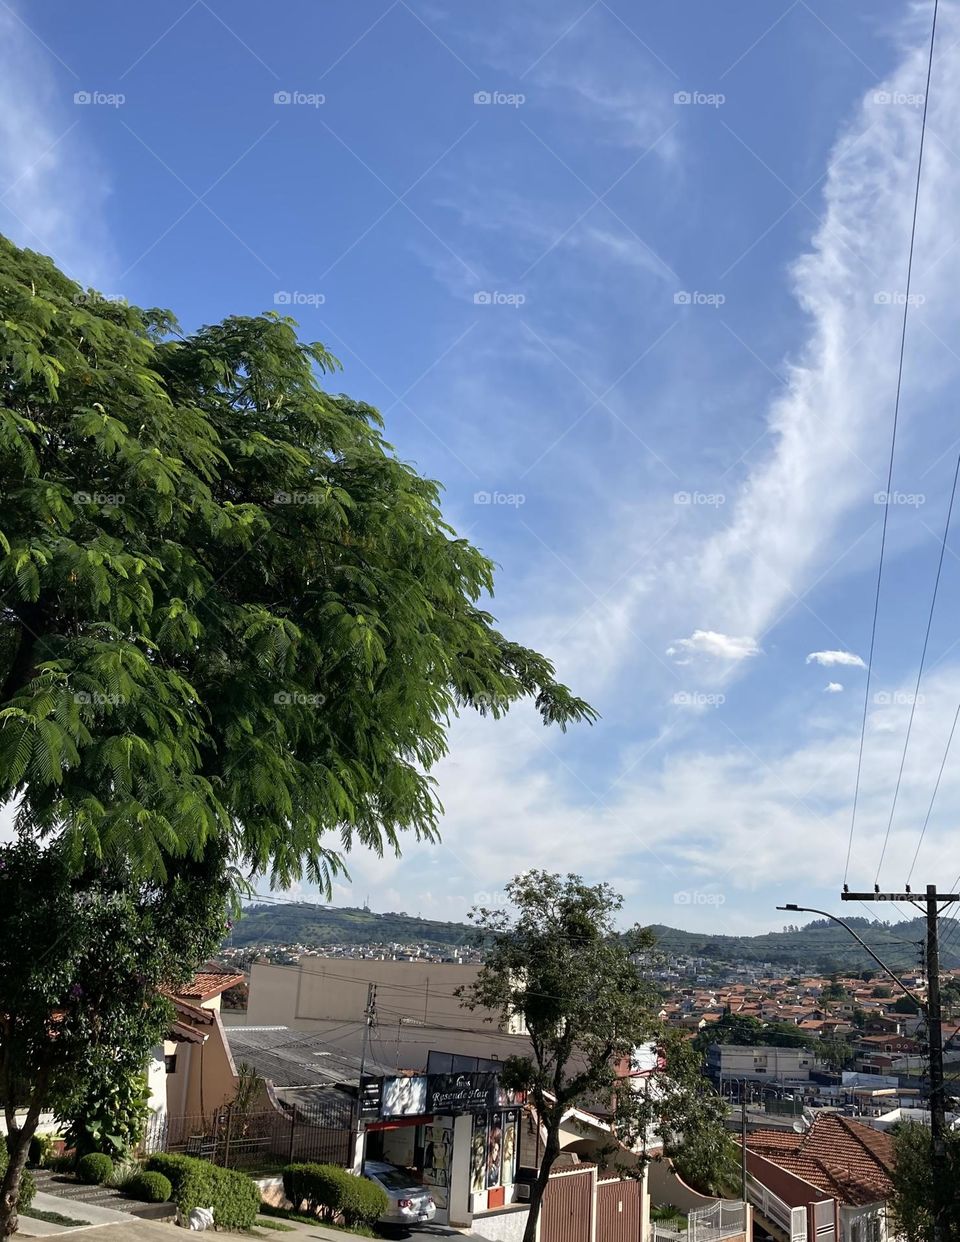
358, 1069, 524, 1227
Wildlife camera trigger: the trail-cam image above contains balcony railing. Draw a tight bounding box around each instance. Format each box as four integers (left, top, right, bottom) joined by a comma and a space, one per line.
746, 1177, 806, 1242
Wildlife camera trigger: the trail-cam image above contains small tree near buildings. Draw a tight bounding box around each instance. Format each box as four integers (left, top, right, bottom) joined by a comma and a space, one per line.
0, 841, 230, 1236
459, 869, 730, 1242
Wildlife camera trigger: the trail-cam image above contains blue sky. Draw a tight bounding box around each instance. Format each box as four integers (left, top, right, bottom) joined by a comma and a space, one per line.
5, 0, 960, 936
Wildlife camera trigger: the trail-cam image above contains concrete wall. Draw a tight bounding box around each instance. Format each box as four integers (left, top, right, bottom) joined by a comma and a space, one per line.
647, 1156, 720, 1213
245, 959, 530, 1069
180, 1012, 239, 1119
472, 1206, 531, 1242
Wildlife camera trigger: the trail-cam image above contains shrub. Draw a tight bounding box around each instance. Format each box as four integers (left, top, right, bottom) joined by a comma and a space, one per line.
0, 1144, 36, 1211
146, 1153, 213, 1218
126, 1171, 172, 1203
282, 1163, 386, 1227
209, 1165, 261, 1231
146, 1154, 259, 1230
77, 1152, 114, 1185
28, 1133, 56, 1168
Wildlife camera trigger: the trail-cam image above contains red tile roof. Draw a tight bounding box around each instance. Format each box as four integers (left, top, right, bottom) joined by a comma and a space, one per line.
176, 972, 245, 1002
745, 1115, 895, 1207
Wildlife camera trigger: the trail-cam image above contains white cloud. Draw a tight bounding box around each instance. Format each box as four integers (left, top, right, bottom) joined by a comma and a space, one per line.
807, 651, 867, 669
667, 630, 761, 661
824, 682, 844, 694
0, 7, 112, 284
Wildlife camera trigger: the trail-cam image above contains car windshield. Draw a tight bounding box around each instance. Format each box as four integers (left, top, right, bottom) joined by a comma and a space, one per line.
372, 1169, 422, 1192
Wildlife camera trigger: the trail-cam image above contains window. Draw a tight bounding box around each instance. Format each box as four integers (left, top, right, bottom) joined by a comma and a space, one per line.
164, 1054, 178, 1074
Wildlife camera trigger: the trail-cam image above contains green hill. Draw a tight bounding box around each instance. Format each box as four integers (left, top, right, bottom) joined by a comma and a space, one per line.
228, 903, 960, 971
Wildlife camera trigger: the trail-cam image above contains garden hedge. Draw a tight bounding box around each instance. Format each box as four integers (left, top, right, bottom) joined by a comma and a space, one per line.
146, 1153, 260, 1230
282, 1163, 388, 1227
126, 1171, 172, 1203
77, 1152, 114, 1185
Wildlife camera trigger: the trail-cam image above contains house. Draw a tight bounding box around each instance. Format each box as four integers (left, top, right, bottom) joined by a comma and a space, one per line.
741, 1113, 899, 1241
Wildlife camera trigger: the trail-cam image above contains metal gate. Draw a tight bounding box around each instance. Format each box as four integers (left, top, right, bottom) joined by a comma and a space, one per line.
597, 1177, 642, 1242
540, 1168, 593, 1242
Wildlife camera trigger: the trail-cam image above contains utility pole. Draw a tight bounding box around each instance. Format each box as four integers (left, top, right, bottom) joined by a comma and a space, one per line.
358, 982, 377, 1081
781, 884, 957, 1242
740, 1082, 747, 1204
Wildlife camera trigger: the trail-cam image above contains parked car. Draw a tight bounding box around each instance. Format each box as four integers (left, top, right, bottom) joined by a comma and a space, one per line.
363, 1160, 437, 1229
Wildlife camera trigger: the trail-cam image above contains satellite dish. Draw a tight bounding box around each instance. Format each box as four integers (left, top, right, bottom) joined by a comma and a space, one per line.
792, 1121, 805, 1133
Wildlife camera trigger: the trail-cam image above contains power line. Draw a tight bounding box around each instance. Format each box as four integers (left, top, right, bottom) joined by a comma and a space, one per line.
877, 447, 960, 881
908, 703, 960, 886
845, 0, 940, 887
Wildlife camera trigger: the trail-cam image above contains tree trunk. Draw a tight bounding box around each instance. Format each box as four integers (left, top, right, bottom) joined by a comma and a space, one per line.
0, 1124, 36, 1238
522, 1126, 560, 1242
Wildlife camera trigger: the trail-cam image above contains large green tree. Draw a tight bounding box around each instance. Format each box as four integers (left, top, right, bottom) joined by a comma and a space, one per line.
0, 235, 594, 887
0, 840, 230, 1235
0, 236, 594, 1232
459, 874, 730, 1242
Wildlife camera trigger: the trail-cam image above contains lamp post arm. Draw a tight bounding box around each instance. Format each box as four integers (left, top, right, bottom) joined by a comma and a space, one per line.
777, 905, 925, 1012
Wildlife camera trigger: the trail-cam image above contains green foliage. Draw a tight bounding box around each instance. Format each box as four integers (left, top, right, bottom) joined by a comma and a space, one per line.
890, 1123, 960, 1241
145, 1154, 260, 1230
0, 1145, 35, 1211
125, 1171, 172, 1203
655, 1034, 741, 1198
693, 1012, 814, 1055
77, 1153, 114, 1185
0, 838, 229, 1232
0, 235, 594, 894
64, 1071, 150, 1159
27, 1134, 55, 1168
282, 1164, 386, 1227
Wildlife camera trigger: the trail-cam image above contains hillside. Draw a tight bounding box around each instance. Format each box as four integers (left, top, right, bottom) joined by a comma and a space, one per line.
228, 902, 960, 971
